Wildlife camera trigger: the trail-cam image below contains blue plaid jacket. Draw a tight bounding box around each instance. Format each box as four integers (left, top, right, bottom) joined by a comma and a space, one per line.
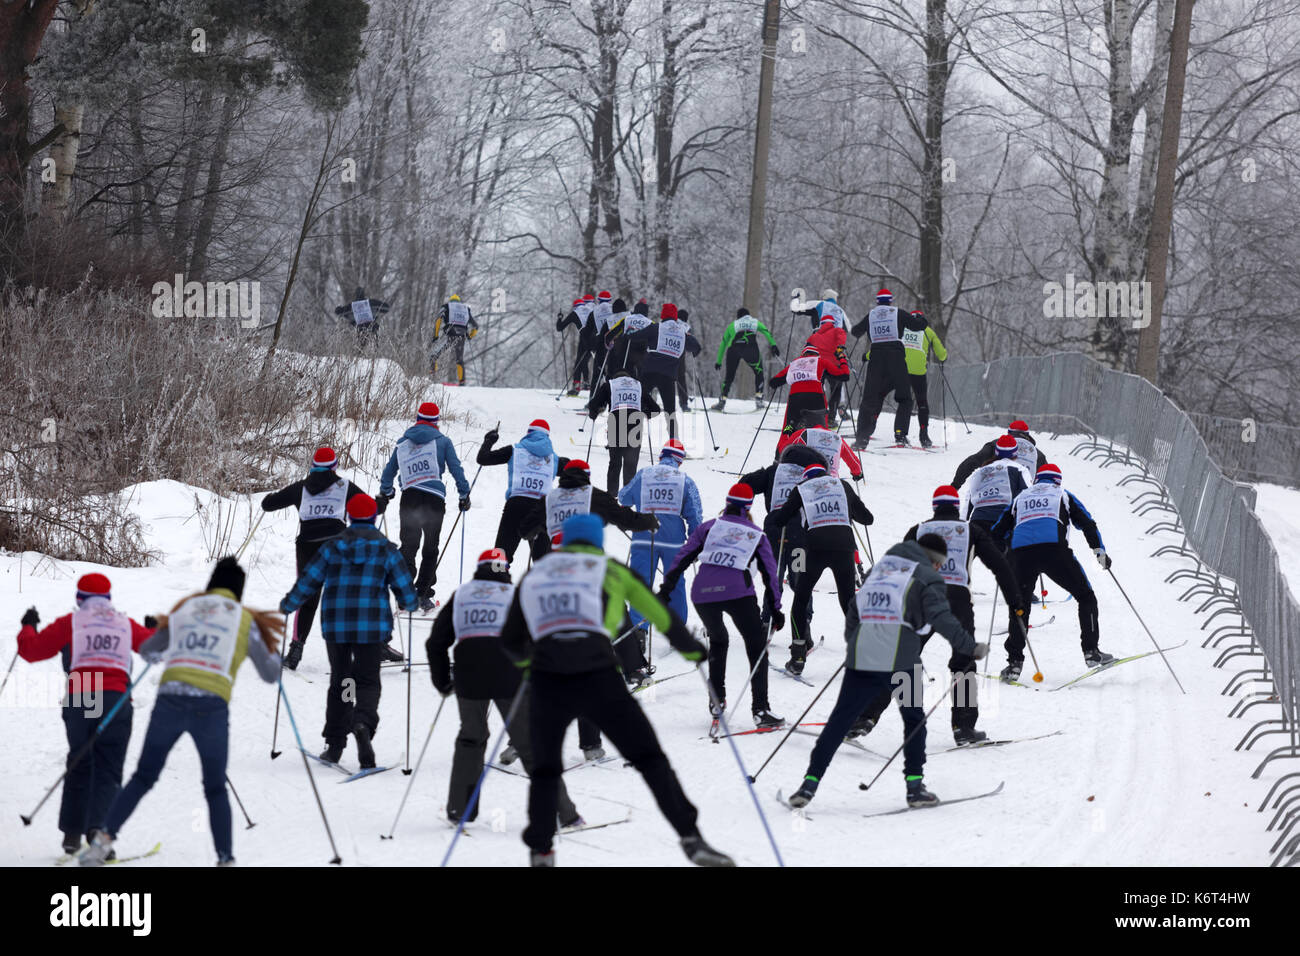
280, 525, 418, 643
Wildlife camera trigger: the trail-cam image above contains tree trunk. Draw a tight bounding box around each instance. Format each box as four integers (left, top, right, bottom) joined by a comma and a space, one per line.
0, 0, 61, 251
189, 93, 239, 278
918, 0, 951, 326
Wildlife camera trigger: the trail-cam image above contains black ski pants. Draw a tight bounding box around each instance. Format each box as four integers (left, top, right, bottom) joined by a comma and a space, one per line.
323, 642, 383, 745
721, 338, 763, 398
399, 491, 446, 599
696, 596, 771, 713
857, 353, 912, 442
789, 548, 857, 662
1007, 544, 1100, 660
908, 373, 930, 433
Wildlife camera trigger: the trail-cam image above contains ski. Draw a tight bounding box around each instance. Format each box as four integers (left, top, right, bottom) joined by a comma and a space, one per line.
57, 841, 162, 867
770, 662, 814, 686
993, 614, 1055, 635
791, 727, 884, 756
941, 730, 1063, 753
862, 781, 1005, 818
978, 672, 1041, 691
701, 720, 825, 741
559, 811, 632, 834
340, 765, 395, 783
301, 750, 353, 775
1049, 641, 1187, 692
631, 669, 693, 694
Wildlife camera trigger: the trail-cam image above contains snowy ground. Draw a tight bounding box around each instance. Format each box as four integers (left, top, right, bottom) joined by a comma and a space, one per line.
0, 384, 1285, 866
1252, 483, 1300, 605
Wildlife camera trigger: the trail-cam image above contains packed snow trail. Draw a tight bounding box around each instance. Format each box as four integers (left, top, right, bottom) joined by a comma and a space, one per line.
0, 384, 1279, 865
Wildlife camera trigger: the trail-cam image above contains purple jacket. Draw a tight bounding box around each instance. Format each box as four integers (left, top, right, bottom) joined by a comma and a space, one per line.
661, 514, 781, 608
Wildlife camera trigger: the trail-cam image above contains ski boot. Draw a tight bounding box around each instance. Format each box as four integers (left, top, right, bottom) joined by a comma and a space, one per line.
681, 833, 736, 867
418, 594, 437, 613
353, 725, 376, 769
62, 832, 80, 855
626, 666, 655, 689
565, 381, 581, 397
952, 727, 989, 747
283, 639, 304, 670
851, 437, 870, 451
919, 428, 933, 449
784, 657, 805, 676
531, 849, 556, 867
845, 716, 876, 740
582, 745, 606, 762
1000, 659, 1023, 683
788, 777, 819, 808
755, 395, 766, 410
1083, 649, 1116, 668
499, 744, 519, 766
753, 708, 785, 730
906, 776, 940, 808
380, 642, 405, 664
320, 739, 345, 764
78, 830, 115, 867
559, 813, 585, 831
711, 397, 727, 411
893, 430, 911, 447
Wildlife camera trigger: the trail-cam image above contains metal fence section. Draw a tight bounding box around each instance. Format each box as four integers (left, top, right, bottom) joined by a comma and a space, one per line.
934, 352, 1299, 865
1186, 413, 1300, 488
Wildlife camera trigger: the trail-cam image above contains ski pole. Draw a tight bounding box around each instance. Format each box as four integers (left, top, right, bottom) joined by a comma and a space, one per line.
941, 371, 971, 434
441, 677, 529, 867
1038, 575, 1049, 610
1014, 614, 1044, 683
234, 511, 265, 560
696, 374, 719, 451
433, 422, 497, 573
696, 665, 784, 866
226, 775, 256, 829
749, 663, 845, 784
982, 595, 998, 675
270, 610, 294, 758
939, 363, 948, 450
0, 647, 18, 703
736, 384, 779, 476
21, 662, 153, 825
858, 671, 960, 793
1107, 568, 1186, 693
853, 523, 875, 565
404, 611, 414, 774
382, 694, 448, 839
279, 680, 343, 864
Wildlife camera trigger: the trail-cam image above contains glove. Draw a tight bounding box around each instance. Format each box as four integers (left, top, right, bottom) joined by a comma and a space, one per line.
648, 515, 661, 532
484, 428, 499, 446
862, 508, 875, 525
679, 635, 708, 662
715, 362, 722, 370
283, 640, 304, 670
459, 497, 471, 512
144, 615, 158, 630
469, 329, 478, 339
949, 653, 973, 671
770, 609, 786, 632
21, 607, 39, 628
971, 642, 990, 661
770, 344, 780, 356
376, 492, 391, 515
434, 681, 454, 699
1094, 548, 1111, 570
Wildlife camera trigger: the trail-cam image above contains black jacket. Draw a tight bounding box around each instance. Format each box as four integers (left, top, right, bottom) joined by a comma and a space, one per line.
622, 322, 701, 379
518, 470, 658, 543
952, 432, 1048, 489
741, 444, 830, 515
261, 471, 367, 542
764, 477, 874, 552
426, 568, 520, 699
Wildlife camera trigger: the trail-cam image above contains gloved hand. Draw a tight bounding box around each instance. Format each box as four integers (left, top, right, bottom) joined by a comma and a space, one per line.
21, 607, 39, 628
375, 493, 390, 515
1094, 548, 1111, 570
283, 640, 304, 670
484, 428, 499, 446
434, 681, 454, 698
468, 329, 478, 339
144, 615, 158, 630
715, 362, 722, 370
459, 497, 472, 512
770, 609, 786, 632
862, 508, 875, 525
648, 515, 661, 532
972, 642, 990, 660
769, 377, 783, 390
949, 653, 973, 671
770, 344, 780, 356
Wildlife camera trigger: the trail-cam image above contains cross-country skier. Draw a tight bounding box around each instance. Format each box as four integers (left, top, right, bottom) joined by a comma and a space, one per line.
586, 365, 661, 492
851, 487, 1025, 745
674, 308, 694, 411
714, 307, 779, 410
776, 407, 863, 479
658, 483, 786, 728
850, 288, 927, 449
80, 558, 283, 866
952, 419, 1048, 489
378, 401, 471, 611
899, 309, 947, 447
431, 294, 479, 385
605, 299, 653, 375
335, 286, 390, 347
280, 494, 419, 768
476, 420, 567, 566
961, 435, 1032, 537
617, 438, 704, 667
763, 461, 874, 676
587, 291, 619, 395
260, 446, 369, 669
621, 303, 701, 440
17, 574, 155, 857
795, 288, 849, 333
500, 513, 733, 867
786, 533, 987, 809
426, 548, 584, 828
769, 344, 849, 433
991, 463, 1114, 679
805, 312, 851, 421
556, 293, 597, 395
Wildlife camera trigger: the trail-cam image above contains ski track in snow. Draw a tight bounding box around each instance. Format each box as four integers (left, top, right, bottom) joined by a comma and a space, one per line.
0, 385, 1284, 866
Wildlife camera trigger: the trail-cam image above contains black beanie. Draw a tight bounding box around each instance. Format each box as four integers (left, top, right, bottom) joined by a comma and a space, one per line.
613, 297, 627, 312
736, 307, 750, 318
207, 556, 247, 600
917, 534, 948, 565
633, 301, 649, 315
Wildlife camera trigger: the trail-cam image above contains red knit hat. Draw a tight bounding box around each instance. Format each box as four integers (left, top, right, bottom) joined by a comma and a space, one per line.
994, 435, 1018, 458
598, 290, 612, 300
347, 493, 378, 521
802, 463, 827, 478
572, 298, 583, 307
801, 344, 819, 356
661, 438, 686, 461
417, 402, 440, 424
660, 303, 678, 320
583, 293, 595, 301
478, 548, 508, 567
528, 419, 550, 434
76, 573, 112, 600
1036, 463, 1062, 481
312, 446, 337, 469
819, 314, 835, 324
876, 288, 893, 301
565, 459, 591, 474
1009, 419, 1029, 433
932, 485, 961, 506
726, 483, 754, 507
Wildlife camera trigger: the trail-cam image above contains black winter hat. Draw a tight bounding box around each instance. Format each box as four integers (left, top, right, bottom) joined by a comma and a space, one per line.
633, 301, 649, 315
736, 307, 750, 318
207, 556, 247, 600
917, 534, 948, 566
613, 298, 627, 312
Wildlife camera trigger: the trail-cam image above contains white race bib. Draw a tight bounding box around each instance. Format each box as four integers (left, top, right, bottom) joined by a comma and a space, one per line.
802, 428, 842, 476
701, 520, 763, 570
1016, 485, 1065, 527
771, 463, 804, 511
655, 320, 686, 358
164, 595, 242, 686
856, 555, 919, 624
452, 582, 515, 641
70, 604, 133, 675
867, 305, 899, 344
299, 478, 347, 521
350, 299, 374, 326
575, 302, 595, 326
787, 355, 820, 384
397, 439, 440, 491
624, 313, 651, 333
521, 553, 607, 639
734, 316, 759, 334
801, 474, 850, 529
968, 463, 1014, 510
902, 327, 925, 351
593, 301, 613, 330
609, 375, 642, 413
1014, 438, 1039, 476
448, 301, 470, 327
917, 519, 972, 588
546, 486, 594, 537
510, 446, 553, 499
821, 302, 848, 329
639, 464, 685, 515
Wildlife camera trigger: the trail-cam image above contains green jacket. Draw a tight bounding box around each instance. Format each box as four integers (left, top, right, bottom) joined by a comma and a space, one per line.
717, 317, 777, 363
903, 326, 947, 375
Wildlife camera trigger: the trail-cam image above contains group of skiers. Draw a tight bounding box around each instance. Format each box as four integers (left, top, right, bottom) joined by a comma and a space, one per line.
11, 289, 1123, 867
